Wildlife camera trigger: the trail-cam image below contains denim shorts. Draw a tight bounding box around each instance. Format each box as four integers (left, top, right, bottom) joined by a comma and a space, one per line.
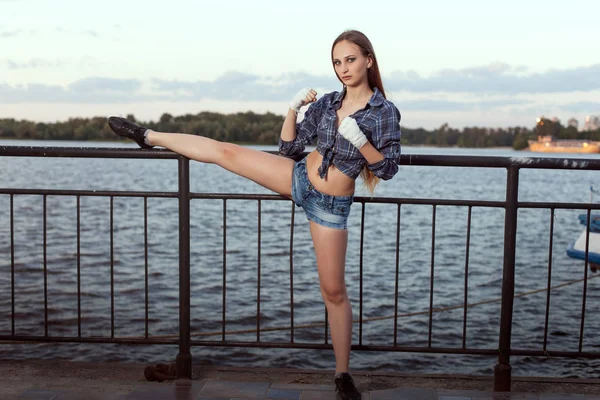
291, 158, 354, 230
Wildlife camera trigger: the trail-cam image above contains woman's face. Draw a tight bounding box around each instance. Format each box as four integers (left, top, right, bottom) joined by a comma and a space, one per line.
332, 40, 372, 88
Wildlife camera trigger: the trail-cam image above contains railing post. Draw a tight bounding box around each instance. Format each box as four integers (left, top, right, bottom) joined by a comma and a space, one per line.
494, 164, 519, 391
176, 156, 192, 379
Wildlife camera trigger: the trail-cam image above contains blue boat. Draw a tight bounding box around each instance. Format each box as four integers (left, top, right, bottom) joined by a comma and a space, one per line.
566, 186, 600, 270
577, 214, 600, 232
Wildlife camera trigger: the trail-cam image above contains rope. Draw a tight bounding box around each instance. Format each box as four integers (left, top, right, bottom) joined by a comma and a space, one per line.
3, 273, 598, 344
186, 272, 600, 338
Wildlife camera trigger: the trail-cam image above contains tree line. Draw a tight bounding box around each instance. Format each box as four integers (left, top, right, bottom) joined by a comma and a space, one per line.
1, 113, 599, 149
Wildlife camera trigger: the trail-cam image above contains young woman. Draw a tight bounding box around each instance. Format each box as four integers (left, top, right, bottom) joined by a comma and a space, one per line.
108, 29, 401, 400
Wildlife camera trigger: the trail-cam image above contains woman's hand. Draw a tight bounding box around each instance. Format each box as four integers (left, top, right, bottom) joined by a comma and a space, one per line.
338, 117, 367, 149
290, 88, 317, 112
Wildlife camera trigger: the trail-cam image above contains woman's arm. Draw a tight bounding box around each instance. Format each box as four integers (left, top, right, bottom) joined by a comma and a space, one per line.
280, 108, 299, 142
280, 88, 317, 142
279, 90, 324, 158
337, 102, 401, 180
365, 104, 402, 180
356, 141, 384, 165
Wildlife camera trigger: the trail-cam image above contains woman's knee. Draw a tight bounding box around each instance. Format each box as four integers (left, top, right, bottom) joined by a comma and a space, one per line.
218, 142, 242, 164
220, 142, 239, 157
320, 283, 348, 306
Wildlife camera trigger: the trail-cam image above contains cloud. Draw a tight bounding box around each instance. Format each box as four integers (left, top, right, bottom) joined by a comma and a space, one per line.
1, 27, 99, 39
68, 77, 142, 93
5, 58, 67, 69
151, 71, 337, 102
396, 98, 531, 112
559, 102, 600, 113
388, 64, 600, 94
0, 78, 156, 103
3, 57, 101, 69
0, 29, 24, 38
153, 63, 600, 101
55, 27, 99, 37
0, 78, 535, 113
1, 64, 599, 114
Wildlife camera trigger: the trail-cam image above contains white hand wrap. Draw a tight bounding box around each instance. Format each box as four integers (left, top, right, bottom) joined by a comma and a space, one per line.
338, 117, 368, 149
289, 87, 311, 112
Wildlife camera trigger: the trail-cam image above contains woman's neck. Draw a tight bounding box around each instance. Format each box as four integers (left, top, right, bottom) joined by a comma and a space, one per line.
344, 84, 373, 104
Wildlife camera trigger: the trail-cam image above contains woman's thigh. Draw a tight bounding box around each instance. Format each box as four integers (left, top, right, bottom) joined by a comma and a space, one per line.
219, 143, 296, 197
309, 221, 349, 293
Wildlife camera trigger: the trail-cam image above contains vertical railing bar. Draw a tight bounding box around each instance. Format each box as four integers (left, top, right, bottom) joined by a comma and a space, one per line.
43, 195, 48, 337
222, 199, 227, 342
359, 202, 365, 346
495, 165, 519, 392
462, 206, 472, 349
176, 156, 192, 378
579, 208, 591, 352
393, 203, 401, 347
257, 200, 261, 342
110, 196, 114, 339
290, 204, 295, 343
428, 205, 436, 348
543, 208, 555, 351
144, 196, 149, 339
77, 195, 81, 338
10, 194, 15, 336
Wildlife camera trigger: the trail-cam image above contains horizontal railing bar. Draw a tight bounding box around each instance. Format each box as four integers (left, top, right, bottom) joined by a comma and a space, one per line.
0, 188, 177, 197
192, 193, 506, 207
355, 198, 505, 207
2, 146, 600, 170
400, 154, 600, 170
0, 336, 178, 345
187, 341, 600, 358
2, 189, 597, 211
511, 349, 600, 359
190, 340, 498, 355
0, 188, 505, 208
190, 193, 291, 201
518, 202, 600, 210
0, 146, 179, 159
3, 336, 597, 359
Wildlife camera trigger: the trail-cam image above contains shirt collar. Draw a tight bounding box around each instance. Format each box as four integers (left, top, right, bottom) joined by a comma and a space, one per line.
331, 86, 385, 108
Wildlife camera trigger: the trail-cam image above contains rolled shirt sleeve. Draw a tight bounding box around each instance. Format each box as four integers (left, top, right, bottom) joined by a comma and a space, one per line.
367, 102, 402, 180
279, 95, 327, 158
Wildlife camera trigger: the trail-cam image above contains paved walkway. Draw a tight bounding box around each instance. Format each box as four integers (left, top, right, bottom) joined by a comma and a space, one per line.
3, 361, 600, 400
14, 379, 600, 400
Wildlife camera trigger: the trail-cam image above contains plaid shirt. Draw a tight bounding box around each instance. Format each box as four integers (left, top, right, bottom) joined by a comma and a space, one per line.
279, 87, 401, 181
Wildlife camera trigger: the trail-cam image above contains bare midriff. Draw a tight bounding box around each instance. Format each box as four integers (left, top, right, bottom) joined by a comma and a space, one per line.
305, 150, 355, 197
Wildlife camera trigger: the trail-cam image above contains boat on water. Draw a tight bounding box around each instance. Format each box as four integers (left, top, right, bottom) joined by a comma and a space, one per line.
567, 227, 600, 271
528, 135, 600, 153
567, 187, 600, 271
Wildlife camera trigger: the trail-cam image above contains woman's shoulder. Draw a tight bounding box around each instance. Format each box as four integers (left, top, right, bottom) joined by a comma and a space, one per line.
379, 97, 401, 118
318, 90, 340, 103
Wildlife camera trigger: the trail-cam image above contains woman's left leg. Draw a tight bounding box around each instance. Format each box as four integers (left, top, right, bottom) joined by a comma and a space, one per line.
309, 221, 353, 373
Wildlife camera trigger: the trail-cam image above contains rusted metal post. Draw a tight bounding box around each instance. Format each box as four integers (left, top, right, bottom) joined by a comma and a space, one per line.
494, 165, 519, 391
176, 156, 192, 379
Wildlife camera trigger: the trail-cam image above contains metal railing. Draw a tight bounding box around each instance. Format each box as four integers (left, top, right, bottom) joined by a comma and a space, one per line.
1, 145, 600, 391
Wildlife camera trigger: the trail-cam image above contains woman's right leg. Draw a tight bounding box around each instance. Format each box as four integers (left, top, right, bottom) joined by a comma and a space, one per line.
147, 131, 295, 197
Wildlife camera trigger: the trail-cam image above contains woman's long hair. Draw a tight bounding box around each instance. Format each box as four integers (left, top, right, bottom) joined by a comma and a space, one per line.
331, 30, 384, 195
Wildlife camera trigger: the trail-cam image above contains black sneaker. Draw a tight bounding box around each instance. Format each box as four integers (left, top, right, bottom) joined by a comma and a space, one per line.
108, 116, 153, 149
334, 372, 361, 400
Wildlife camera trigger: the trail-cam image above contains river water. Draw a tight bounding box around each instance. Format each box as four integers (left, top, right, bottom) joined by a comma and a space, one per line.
0, 139, 599, 378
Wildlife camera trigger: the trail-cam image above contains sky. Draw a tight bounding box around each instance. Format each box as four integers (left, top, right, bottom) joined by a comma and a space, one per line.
1, 0, 599, 129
